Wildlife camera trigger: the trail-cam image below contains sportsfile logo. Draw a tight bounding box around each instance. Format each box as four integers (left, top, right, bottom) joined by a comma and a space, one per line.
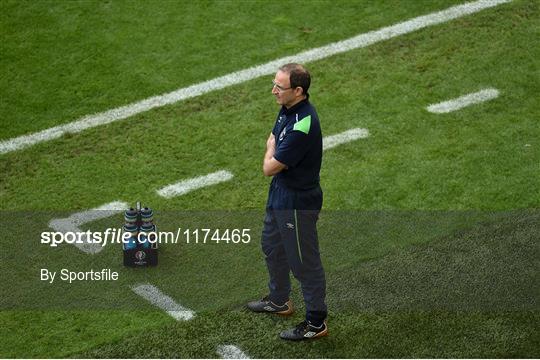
40, 228, 162, 248
40, 227, 252, 247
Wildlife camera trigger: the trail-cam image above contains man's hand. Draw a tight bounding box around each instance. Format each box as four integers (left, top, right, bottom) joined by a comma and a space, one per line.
263, 133, 287, 176
266, 133, 276, 152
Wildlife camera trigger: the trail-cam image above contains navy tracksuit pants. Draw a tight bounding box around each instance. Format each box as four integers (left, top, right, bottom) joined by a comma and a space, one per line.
262, 178, 327, 324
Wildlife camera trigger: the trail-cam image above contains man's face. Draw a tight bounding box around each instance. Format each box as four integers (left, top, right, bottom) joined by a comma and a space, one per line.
272, 70, 296, 107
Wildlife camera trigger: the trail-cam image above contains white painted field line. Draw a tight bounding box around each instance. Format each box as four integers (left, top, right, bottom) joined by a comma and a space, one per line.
157, 170, 234, 198
53, 127, 365, 253
323, 128, 369, 151
427, 88, 500, 113
156, 128, 368, 200
156, 128, 367, 199
0, 0, 510, 155
217, 345, 250, 359
131, 284, 195, 321
48, 200, 128, 254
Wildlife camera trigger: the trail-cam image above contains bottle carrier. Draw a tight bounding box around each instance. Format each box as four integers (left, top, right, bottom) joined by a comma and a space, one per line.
122, 201, 158, 267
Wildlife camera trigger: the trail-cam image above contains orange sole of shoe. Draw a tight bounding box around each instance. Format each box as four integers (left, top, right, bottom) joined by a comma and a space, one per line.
275, 300, 294, 316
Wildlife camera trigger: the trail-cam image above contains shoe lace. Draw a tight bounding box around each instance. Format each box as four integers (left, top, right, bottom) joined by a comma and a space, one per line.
294, 320, 309, 334
261, 296, 285, 307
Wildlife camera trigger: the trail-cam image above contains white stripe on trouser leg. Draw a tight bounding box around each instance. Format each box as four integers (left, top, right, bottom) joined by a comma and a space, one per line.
131, 284, 195, 321
294, 210, 303, 264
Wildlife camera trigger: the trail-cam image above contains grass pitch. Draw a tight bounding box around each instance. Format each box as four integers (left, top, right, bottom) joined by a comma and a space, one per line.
1, 0, 538, 358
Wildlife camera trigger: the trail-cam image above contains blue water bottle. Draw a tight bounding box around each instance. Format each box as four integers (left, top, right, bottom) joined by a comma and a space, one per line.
123, 223, 138, 250
138, 223, 154, 249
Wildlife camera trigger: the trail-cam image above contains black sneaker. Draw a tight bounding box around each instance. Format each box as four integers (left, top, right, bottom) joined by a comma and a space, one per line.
247, 296, 293, 316
279, 320, 328, 341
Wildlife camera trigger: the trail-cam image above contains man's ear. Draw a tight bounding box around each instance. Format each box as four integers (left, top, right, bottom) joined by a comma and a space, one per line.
294, 87, 304, 97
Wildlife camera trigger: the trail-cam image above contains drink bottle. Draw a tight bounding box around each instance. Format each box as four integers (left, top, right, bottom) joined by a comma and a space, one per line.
123, 223, 138, 250
140, 207, 154, 223
124, 208, 138, 224
139, 223, 154, 249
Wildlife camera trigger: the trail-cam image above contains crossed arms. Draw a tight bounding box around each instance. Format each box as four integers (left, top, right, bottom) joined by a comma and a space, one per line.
262, 133, 288, 176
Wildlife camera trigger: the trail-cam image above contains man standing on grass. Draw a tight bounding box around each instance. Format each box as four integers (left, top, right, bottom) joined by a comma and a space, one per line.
247, 63, 328, 340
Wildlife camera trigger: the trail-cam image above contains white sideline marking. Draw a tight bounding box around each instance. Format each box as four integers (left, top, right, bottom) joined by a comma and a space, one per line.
131, 284, 195, 321
48, 201, 128, 254
53, 124, 365, 251
426, 88, 500, 113
156, 128, 368, 200
55, 127, 367, 254
217, 345, 250, 359
0, 0, 510, 155
323, 128, 369, 151
157, 170, 234, 198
